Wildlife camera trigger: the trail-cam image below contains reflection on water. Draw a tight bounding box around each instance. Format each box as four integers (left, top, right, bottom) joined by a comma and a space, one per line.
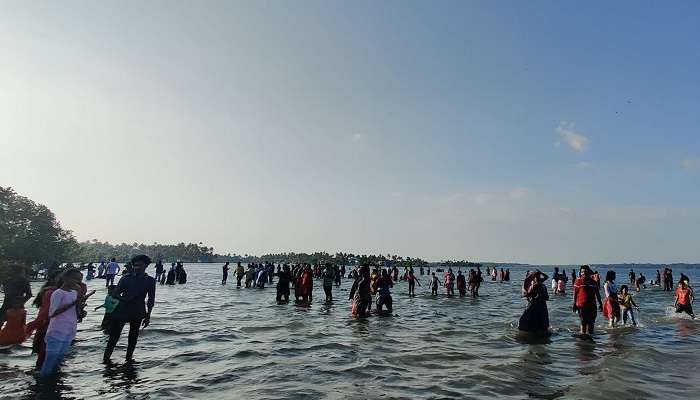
1, 264, 698, 399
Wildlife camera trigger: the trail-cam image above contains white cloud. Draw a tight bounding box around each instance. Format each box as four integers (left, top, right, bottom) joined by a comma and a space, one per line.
473, 193, 493, 205
556, 122, 589, 153
576, 161, 592, 169
680, 158, 700, 170
350, 133, 363, 143
508, 187, 530, 201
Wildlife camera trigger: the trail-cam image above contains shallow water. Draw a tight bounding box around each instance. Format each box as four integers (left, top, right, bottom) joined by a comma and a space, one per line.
1, 264, 699, 399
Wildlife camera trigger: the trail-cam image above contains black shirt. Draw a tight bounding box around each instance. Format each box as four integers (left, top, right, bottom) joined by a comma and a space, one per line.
111, 273, 156, 321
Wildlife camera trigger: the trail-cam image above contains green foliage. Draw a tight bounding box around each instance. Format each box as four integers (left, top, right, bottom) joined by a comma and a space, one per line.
77, 240, 217, 263
440, 260, 483, 268
0, 186, 79, 266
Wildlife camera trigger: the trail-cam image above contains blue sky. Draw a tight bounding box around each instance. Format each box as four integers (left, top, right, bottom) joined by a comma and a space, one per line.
1, 1, 698, 263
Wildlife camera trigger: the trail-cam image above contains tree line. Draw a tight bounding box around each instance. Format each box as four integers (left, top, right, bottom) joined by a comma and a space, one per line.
1, 187, 431, 275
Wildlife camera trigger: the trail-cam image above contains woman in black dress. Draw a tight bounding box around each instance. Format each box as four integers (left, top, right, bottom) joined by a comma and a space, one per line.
518, 271, 550, 335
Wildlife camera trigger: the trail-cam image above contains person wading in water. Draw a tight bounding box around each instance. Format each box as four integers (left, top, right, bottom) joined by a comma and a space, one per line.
103, 254, 156, 364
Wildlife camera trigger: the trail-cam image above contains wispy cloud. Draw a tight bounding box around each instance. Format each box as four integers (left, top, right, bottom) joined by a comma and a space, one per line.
556, 122, 589, 153
680, 158, 700, 170
350, 133, 363, 143
508, 187, 530, 201
576, 161, 592, 169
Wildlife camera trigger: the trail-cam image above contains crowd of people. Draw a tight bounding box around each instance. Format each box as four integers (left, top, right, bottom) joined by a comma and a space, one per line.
517, 265, 695, 338
0, 259, 696, 379
0, 255, 156, 377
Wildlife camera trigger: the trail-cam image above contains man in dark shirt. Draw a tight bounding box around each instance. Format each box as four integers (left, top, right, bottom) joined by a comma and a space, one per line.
0, 265, 32, 327
103, 254, 156, 363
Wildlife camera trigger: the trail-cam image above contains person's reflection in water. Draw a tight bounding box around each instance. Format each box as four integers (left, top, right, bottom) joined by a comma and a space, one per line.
101, 362, 140, 396
519, 344, 567, 399
677, 320, 698, 338
574, 339, 599, 375
26, 371, 73, 400
350, 317, 370, 337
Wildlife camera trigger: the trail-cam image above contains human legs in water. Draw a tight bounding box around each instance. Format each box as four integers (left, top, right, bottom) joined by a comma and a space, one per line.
104, 319, 142, 362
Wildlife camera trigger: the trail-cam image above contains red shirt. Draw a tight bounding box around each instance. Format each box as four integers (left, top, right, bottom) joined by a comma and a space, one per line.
574, 276, 599, 308
676, 287, 692, 305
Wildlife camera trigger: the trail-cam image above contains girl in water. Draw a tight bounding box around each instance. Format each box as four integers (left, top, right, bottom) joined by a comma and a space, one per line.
406, 268, 421, 297
444, 268, 455, 296
456, 271, 466, 297
573, 265, 603, 336
430, 273, 442, 296
299, 265, 314, 303
25, 272, 60, 368
602, 271, 621, 328
618, 285, 639, 326
351, 266, 372, 318
94, 285, 119, 333
518, 270, 550, 336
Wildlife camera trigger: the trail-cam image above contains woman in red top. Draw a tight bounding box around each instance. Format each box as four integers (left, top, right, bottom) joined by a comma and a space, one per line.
572, 265, 603, 335
299, 265, 314, 303
25, 273, 60, 368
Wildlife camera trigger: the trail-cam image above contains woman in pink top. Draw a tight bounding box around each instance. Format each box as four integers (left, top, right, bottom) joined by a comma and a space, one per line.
40, 269, 94, 377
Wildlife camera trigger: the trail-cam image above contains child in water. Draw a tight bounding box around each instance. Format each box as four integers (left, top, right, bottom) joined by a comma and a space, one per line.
675, 280, 695, 319
618, 285, 639, 326
94, 285, 120, 333
431, 273, 442, 296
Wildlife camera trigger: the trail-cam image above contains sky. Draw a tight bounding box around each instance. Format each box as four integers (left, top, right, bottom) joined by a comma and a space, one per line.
1, 1, 699, 264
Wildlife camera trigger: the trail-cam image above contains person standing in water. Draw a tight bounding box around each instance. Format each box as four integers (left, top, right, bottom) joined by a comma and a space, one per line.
475, 266, 483, 297
430, 272, 441, 296
222, 262, 230, 285
40, 269, 95, 377
166, 263, 176, 285
602, 271, 621, 328
375, 270, 393, 313
628, 269, 636, 285
97, 261, 106, 279
275, 265, 292, 303
444, 268, 455, 296
105, 258, 120, 288
518, 271, 550, 335
235, 262, 245, 287
675, 280, 695, 319
456, 271, 466, 297
103, 255, 156, 364
154, 260, 164, 283
0, 265, 32, 327
406, 268, 420, 297
322, 264, 335, 303
351, 266, 371, 318
618, 285, 639, 326
573, 265, 603, 336
299, 265, 314, 303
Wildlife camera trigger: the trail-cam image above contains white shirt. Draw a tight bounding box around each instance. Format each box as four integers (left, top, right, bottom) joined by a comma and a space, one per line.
46, 288, 78, 342
106, 262, 120, 275
604, 282, 617, 298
